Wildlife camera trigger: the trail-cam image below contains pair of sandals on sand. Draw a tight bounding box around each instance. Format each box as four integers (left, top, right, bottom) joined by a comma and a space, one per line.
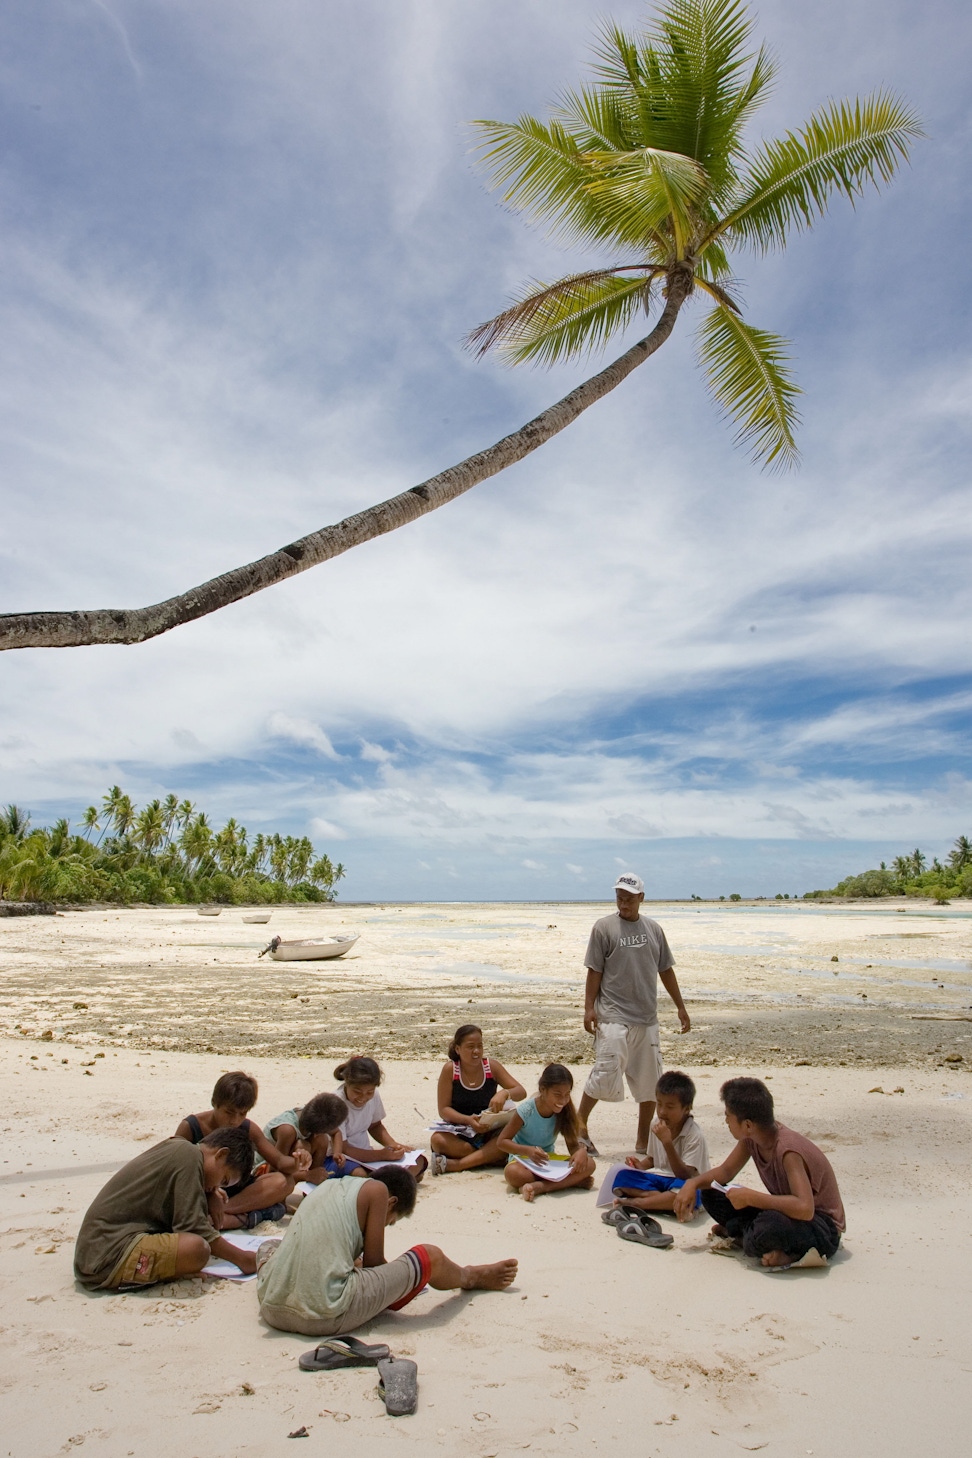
298, 1337, 418, 1416
602, 1203, 674, 1249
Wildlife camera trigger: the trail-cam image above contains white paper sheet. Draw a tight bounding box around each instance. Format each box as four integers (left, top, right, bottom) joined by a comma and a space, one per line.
202, 1230, 265, 1281
296, 1148, 427, 1198
510, 1153, 573, 1181
595, 1162, 629, 1207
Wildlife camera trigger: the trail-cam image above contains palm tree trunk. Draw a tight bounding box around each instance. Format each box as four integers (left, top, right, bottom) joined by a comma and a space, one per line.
0, 271, 693, 651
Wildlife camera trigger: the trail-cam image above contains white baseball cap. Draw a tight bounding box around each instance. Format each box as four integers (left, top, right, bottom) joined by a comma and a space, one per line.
614, 873, 644, 896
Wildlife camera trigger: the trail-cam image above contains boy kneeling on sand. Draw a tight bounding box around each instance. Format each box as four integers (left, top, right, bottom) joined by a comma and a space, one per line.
74, 1126, 258, 1288
673, 1077, 845, 1269
611, 1070, 709, 1212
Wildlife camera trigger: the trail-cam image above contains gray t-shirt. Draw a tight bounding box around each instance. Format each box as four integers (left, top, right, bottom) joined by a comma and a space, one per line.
584, 912, 675, 1026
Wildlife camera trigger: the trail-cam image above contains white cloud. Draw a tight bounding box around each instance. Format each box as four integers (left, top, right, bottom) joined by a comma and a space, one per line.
309, 817, 345, 840
267, 715, 341, 760
360, 740, 394, 763
522, 859, 545, 870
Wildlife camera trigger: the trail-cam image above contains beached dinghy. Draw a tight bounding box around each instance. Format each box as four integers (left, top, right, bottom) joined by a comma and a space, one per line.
258, 934, 359, 962
242, 912, 272, 924
197, 906, 221, 916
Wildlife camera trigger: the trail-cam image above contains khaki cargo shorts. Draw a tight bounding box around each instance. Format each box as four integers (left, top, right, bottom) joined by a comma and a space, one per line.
107, 1233, 181, 1287
583, 1022, 662, 1103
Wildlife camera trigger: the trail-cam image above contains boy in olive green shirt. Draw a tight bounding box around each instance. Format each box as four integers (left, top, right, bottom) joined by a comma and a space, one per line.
74, 1126, 257, 1288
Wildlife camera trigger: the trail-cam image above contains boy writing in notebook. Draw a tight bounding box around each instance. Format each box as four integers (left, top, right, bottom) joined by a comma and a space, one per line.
611, 1070, 709, 1212
74, 1126, 258, 1289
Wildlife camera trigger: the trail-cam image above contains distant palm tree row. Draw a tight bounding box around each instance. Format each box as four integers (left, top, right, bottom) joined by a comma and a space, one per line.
0, 789, 344, 905
806, 837, 972, 901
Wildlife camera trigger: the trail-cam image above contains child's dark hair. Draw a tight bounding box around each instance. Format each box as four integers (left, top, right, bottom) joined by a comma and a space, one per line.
538, 1063, 578, 1143
334, 1056, 382, 1087
212, 1071, 258, 1111
298, 1093, 347, 1137
656, 1070, 696, 1107
447, 1024, 482, 1060
369, 1165, 417, 1218
721, 1076, 775, 1128
201, 1124, 254, 1181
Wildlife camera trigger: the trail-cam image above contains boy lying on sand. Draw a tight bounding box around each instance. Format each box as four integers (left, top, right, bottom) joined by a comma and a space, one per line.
673, 1077, 845, 1269
74, 1126, 258, 1288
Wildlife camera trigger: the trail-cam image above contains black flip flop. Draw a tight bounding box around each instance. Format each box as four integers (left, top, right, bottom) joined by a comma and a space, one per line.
617, 1216, 674, 1250
601, 1204, 650, 1228
377, 1356, 418, 1415
299, 1337, 391, 1372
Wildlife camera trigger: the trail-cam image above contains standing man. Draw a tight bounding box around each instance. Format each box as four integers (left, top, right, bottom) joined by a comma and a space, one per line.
578, 873, 691, 1156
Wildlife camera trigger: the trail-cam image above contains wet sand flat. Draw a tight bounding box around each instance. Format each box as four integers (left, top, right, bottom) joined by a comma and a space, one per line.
2, 900, 971, 1068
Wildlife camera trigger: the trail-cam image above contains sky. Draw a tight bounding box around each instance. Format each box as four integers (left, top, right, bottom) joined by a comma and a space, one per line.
1, 0, 970, 901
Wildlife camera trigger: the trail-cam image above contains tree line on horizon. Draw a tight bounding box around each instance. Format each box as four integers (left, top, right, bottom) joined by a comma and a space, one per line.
0, 789, 344, 905
804, 837, 972, 903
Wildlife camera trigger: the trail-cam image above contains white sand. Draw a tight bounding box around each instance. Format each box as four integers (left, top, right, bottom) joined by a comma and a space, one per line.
1, 1032, 968, 1456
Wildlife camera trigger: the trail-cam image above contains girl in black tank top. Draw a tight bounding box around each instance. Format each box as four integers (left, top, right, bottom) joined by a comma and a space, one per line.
450, 1056, 497, 1118
430, 1024, 527, 1175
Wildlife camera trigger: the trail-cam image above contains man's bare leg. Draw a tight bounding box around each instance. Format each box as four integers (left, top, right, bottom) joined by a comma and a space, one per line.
578, 1093, 599, 1151
422, 1244, 518, 1291
635, 1099, 656, 1154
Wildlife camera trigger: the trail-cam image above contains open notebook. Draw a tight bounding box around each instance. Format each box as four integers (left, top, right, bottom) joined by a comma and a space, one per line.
202, 1230, 264, 1281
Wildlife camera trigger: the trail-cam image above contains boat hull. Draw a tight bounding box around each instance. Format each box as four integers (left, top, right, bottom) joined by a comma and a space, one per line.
269, 935, 358, 962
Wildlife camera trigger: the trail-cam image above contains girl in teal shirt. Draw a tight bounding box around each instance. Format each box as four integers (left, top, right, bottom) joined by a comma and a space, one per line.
498, 1064, 596, 1201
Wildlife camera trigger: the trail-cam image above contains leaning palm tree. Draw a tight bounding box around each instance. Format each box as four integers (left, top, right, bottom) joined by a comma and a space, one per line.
948, 835, 972, 870
466, 0, 920, 466
0, 0, 920, 651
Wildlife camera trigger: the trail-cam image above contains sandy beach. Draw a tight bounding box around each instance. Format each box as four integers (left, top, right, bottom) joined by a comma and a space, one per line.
1, 901, 970, 1455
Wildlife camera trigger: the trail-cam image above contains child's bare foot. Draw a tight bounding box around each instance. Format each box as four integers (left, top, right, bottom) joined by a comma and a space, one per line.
710, 1224, 728, 1238
579, 1175, 595, 1190
220, 1213, 244, 1230
460, 1259, 518, 1290
761, 1249, 792, 1268
520, 1180, 546, 1202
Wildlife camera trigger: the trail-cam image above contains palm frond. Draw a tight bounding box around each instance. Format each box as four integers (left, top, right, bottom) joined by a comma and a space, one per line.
591, 1, 776, 192
697, 304, 800, 469
555, 84, 640, 155
466, 271, 656, 366
716, 90, 924, 251
471, 116, 628, 249
581, 147, 709, 257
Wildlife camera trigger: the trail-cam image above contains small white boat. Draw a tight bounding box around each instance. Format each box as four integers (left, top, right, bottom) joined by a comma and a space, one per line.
197, 906, 221, 916
259, 934, 359, 962
242, 912, 272, 924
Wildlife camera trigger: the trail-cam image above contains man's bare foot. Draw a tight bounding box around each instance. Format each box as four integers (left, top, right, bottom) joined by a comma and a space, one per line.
460, 1258, 518, 1290
520, 1181, 545, 1202
761, 1249, 792, 1268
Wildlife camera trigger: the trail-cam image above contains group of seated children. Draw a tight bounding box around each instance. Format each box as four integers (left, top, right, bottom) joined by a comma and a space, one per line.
73, 1022, 845, 1296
